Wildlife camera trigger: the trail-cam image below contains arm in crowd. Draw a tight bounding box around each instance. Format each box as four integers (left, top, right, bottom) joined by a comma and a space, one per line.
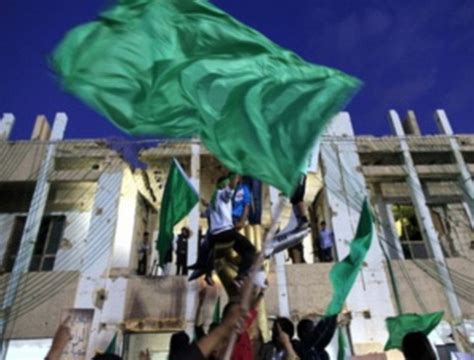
309, 315, 338, 351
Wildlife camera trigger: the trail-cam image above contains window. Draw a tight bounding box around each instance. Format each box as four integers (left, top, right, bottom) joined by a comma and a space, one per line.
4, 215, 66, 272
392, 205, 431, 259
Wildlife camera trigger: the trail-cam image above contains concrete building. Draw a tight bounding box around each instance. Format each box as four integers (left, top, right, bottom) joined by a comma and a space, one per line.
0, 110, 472, 359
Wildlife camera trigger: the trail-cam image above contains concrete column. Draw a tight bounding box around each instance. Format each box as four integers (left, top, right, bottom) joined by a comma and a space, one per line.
269, 187, 290, 318
185, 141, 201, 334
435, 110, 474, 227
320, 112, 396, 352
0, 113, 15, 140
0, 113, 67, 356
73, 163, 125, 359
373, 190, 404, 260
389, 110, 463, 323
31, 115, 51, 141
403, 110, 422, 136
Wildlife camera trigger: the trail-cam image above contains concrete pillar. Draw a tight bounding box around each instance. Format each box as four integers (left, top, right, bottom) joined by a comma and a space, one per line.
185, 141, 201, 334
320, 112, 396, 352
0, 113, 15, 140
31, 115, 51, 141
435, 110, 474, 227
0, 113, 67, 356
269, 187, 290, 318
73, 162, 125, 359
403, 110, 422, 136
373, 189, 404, 260
389, 110, 463, 323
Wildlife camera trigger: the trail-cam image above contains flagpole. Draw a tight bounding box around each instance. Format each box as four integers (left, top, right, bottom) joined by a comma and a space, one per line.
222, 196, 286, 360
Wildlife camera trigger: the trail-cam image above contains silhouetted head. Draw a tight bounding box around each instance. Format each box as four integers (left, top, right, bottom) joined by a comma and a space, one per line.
181, 227, 190, 238
297, 318, 314, 342
402, 332, 436, 360
169, 331, 190, 358
272, 317, 294, 344
92, 354, 122, 360
320, 221, 326, 229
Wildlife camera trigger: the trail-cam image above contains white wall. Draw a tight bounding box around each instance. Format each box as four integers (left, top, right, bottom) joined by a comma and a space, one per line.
54, 211, 92, 271
0, 211, 92, 272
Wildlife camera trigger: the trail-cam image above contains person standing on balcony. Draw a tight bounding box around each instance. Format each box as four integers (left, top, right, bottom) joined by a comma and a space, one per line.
137, 232, 151, 275
318, 221, 334, 262
232, 177, 252, 231
176, 226, 191, 275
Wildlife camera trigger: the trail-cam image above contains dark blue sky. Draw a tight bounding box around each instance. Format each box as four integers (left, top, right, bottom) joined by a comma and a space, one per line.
1, 0, 473, 140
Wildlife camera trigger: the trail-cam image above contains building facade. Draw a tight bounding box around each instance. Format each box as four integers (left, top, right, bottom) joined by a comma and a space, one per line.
0, 110, 472, 359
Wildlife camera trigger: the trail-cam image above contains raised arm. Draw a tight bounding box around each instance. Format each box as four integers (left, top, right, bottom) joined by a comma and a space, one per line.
196, 304, 245, 358
309, 315, 338, 351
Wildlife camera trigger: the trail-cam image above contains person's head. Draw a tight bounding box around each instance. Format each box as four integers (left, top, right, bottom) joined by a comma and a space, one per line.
297, 319, 314, 342
216, 175, 230, 189
320, 221, 326, 229
181, 227, 190, 238
143, 231, 150, 243
92, 354, 122, 360
272, 317, 294, 345
169, 331, 190, 356
402, 332, 436, 360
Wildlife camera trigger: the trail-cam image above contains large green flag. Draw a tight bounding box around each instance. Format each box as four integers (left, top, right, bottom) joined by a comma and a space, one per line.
325, 199, 373, 316
157, 159, 198, 266
51, 0, 361, 195
384, 311, 444, 351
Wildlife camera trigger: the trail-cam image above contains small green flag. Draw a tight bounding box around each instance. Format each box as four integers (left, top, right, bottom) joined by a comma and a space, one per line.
337, 328, 347, 360
105, 332, 117, 354
325, 199, 373, 316
212, 297, 221, 324
384, 311, 444, 351
51, 0, 361, 195
157, 159, 198, 266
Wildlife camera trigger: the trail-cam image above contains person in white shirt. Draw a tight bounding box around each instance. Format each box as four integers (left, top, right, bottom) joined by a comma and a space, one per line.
208, 173, 256, 283
318, 221, 334, 262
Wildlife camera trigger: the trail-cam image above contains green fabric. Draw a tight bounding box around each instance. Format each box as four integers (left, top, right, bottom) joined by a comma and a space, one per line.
325, 199, 373, 316
157, 159, 198, 266
105, 332, 117, 354
384, 311, 444, 351
212, 297, 221, 323
51, 0, 361, 195
337, 328, 346, 360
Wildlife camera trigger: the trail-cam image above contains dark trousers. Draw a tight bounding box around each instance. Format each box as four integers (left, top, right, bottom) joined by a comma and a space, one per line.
319, 247, 333, 262
176, 254, 188, 275
138, 256, 147, 275
209, 229, 256, 276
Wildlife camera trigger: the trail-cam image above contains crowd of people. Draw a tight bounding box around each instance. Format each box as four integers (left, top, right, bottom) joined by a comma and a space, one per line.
42, 171, 441, 360
140, 172, 336, 278
44, 288, 437, 360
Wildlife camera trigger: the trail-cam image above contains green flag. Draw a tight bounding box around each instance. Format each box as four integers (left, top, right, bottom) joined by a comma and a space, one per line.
337, 328, 347, 360
105, 332, 117, 354
384, 311, 444, 351
157, 159, 198, 266
212, 297, 221, 324
51, 0, 361, 195
325, 199, 373, 316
